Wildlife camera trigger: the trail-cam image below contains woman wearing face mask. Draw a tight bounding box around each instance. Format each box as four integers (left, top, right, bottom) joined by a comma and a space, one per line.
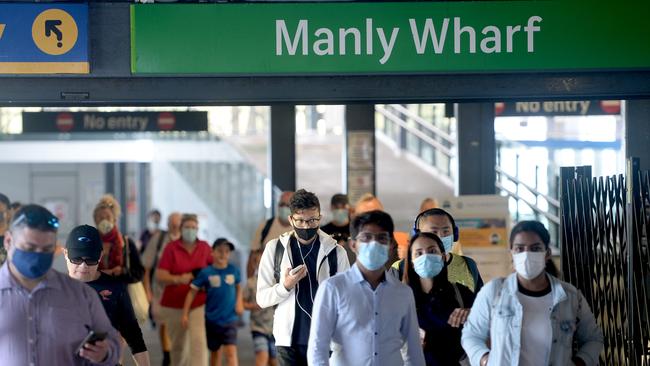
93, 194, 144, 283
156, 213, 213, 366
403, 232, 475, 365
462, 221, 603, 366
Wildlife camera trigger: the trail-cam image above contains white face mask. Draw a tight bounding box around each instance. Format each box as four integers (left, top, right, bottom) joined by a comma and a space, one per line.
512, 251, 547, 280
97, 219, 114, 235
147, 219, 159, 232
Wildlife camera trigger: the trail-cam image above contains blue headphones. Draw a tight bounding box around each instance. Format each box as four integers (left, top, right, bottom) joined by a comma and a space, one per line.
412, 208, 459, 241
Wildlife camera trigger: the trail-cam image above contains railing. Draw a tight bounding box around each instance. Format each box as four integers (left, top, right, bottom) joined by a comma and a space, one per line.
495, 138, 561, 247
375, 104, 455, 185
171, 160, 272, 247
376, 104, 562, 243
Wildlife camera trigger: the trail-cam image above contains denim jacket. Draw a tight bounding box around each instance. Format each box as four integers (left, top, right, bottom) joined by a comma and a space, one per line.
461, 273, 603, 366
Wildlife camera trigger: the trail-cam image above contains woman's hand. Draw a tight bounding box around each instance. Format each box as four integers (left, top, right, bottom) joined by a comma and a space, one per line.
448, 308, 470, 328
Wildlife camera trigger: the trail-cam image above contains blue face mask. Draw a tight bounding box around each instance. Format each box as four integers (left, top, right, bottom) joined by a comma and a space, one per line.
278, 207, 291, 221
413, 253, 444, 279
440, 235, 454, 253
11, 247, 54, 279
357, 241, 388, 271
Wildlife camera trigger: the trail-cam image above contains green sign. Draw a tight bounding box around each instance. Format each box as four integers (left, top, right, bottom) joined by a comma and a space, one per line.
131, 1, 650, 74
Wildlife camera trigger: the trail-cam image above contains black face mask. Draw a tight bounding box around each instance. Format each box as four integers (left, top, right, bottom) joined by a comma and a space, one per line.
294, 227, 318, 241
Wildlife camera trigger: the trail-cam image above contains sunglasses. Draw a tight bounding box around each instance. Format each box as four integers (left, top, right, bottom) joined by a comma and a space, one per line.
69, 257, 99, 266
12, 210, 59, 229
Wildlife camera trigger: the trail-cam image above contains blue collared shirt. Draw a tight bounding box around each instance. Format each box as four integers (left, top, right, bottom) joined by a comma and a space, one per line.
308, 263, 425, 366
0, 263, 120, 366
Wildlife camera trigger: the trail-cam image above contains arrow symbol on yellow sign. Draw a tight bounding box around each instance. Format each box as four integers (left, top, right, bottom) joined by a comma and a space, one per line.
0, 24, 6, 40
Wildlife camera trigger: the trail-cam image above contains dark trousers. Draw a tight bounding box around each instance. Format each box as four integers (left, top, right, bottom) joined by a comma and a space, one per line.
276, 345, 308, 366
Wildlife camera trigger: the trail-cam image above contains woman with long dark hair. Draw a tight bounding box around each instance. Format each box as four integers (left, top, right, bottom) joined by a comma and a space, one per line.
403, 232, 476, 365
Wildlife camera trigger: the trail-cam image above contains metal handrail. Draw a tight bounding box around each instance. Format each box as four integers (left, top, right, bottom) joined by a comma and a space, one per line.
496, 181, 561, 225
375, 105, 455, 157
495, 165, 560, 208
386, 104, 455, 145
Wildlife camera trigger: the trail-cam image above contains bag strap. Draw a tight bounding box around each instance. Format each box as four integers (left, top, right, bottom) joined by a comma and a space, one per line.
155, 231, 167, 253
327, 248, 337, 277
151, 231, 167, 272
273, 240, 285, 284
451, 282, 465, 308
123, 235, 131, 271
261, 218, 274, 247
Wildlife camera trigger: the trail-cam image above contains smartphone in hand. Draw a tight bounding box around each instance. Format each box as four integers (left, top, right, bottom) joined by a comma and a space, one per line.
75, 330, 107, 356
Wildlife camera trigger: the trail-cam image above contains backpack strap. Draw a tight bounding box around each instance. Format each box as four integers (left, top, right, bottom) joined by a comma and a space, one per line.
327, 248, 338, 277
273, 240, 285, 284
260, 218, 275, 247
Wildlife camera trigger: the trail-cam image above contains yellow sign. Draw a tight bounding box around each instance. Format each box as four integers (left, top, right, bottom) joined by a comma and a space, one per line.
31, 9, 78, 55
0, 24, 5, 40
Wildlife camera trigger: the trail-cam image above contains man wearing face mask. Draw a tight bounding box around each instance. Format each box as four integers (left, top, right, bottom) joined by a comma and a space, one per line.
139, 209, 161, 254
0, 204, 121, 365
413, 208, 483, 294
307, 210, 425, 366
321, 193, 354, 262
251, 191, 294, 252
0, 193, 12, 265
257, 189, 350, 366
462, 221, 604, 366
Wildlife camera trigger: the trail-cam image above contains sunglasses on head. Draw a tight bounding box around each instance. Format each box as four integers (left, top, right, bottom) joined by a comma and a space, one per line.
13, 210, 59, 229
69, 257, 99, 266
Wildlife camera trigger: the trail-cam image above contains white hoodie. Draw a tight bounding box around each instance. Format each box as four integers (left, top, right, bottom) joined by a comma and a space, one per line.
256, 229, 350, 347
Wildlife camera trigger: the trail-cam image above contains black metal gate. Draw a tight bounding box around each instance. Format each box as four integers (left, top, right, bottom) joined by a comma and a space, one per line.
560, 158, 650, 365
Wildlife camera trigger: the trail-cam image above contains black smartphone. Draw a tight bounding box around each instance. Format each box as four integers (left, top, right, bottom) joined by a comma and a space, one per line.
75, 330, 108, 355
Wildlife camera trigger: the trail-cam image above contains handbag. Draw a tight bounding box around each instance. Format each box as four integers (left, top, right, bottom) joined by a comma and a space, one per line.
124, 236, 150, 325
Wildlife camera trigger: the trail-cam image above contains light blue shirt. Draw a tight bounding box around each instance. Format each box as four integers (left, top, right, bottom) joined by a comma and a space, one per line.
307, 263, 425, 366
461, 273, 604, 366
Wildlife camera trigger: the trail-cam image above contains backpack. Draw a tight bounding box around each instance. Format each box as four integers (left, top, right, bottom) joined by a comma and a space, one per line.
272, 238, 338, 284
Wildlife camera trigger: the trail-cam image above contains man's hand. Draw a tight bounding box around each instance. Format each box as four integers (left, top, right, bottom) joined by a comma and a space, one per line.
283, 266, 307, 291
448, 308, 470, 328
79, 339, 109, 364
181, 313, 189, 329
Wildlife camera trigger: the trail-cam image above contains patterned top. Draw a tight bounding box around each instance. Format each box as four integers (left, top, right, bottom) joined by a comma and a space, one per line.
446, 254, 475, 292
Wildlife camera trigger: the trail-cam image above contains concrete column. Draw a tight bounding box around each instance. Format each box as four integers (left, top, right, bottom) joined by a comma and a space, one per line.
456, 103, 496, 195
345, 104, 376, 205
269, 105, 296, 206
625, 100, 650, 171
